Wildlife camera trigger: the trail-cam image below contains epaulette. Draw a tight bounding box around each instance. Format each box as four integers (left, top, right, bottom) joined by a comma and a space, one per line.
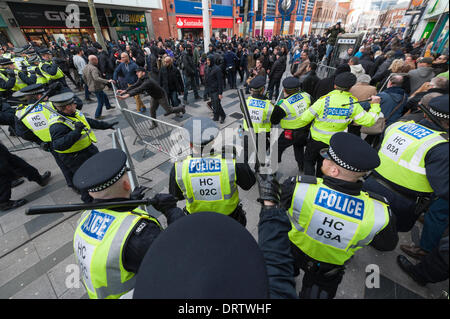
366, 191, 389, 204
297, 175, 317, 184
440, 132, 449, 142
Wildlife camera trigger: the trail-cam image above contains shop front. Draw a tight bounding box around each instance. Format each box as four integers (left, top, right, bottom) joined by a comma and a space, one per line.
105, 9, 148, 45
176, 16, 233, 40
7, 1, 109, 46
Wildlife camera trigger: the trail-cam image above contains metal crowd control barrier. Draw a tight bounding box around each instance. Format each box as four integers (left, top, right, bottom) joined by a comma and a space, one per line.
111, 83, 189, 160
112, 127, 149, 212
317, 63, 337, 79
0, 126, 40, 152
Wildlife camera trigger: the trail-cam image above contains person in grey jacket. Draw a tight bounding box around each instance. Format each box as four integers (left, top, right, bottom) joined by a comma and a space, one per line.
82, 55, 115, 119
408, 57, 435, 94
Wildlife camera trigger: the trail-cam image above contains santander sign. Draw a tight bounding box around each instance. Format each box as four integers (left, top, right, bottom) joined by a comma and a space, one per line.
176, 17, 203, 28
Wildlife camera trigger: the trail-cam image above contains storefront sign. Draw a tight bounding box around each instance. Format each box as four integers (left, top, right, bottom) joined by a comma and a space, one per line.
107, 9, 146, 27
236, 17, 242, 24
176, 16, 233, 29
7, 2, 107, 28
176, 16, 203, 28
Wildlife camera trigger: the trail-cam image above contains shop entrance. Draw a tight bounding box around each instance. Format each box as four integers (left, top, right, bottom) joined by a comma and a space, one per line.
117, 29, 147, 45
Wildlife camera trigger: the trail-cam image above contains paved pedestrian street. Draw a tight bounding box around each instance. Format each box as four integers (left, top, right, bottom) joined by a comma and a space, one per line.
0, 84, 448, 299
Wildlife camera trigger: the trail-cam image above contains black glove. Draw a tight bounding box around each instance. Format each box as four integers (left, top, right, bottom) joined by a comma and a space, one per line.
5, 69, 15, 77
152, 193, 178, 214
39, 142, 51, 152
74, 121, 86, 132
106, 121, 119, 130
130, 186, 147, 200
256, 173, 281, 206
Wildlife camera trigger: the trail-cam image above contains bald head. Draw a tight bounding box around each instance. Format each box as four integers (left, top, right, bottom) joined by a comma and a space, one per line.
88, 55, 98, 65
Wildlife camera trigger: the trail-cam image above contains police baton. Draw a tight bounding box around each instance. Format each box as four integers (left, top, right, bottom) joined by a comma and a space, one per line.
237, 88, 260, 169
26, 198, 158, 215
341, 98, 372, 107
18, 82, 61, 121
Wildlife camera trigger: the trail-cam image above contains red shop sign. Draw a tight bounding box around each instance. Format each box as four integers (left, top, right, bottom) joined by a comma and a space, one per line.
211, 18, 233, 28
176, 16, 203, 28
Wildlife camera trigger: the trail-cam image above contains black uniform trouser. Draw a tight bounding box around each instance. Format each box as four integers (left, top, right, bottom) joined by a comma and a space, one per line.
304, 138, 328, 177
0, 143, 42, 203
291, 243, 345, 299
50, 150, 74, 188
278, 127, 309, 172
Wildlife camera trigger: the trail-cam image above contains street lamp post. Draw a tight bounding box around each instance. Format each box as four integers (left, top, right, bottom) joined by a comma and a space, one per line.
194, 0, 213, 52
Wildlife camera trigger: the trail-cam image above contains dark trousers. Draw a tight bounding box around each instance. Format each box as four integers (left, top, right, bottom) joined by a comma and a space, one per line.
94, 90, 112, 118
168, 90, 181, 107
210, 92, 225, 120
291, 243, 345, 299
0, 143, 42, 203
150, 93, 184, 119
268, 78, 281, 101
183, 74, 199, 101
278, 128, 309, 172
304, 138, 328, 177
226, 67, 236, 89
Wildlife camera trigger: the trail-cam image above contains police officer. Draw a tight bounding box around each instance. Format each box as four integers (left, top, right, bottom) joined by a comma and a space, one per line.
0, 58, 17, 98
39, 48, 83, 110
281, 132, 398, 299
48, 92, 118, 202
297, 72, 381, 176
27, 55, 48, 86
14, 84, 74, 189
72, 148, 185, 299
270, 76, 311, 172
363, 95, 449, 256
243, 75, 274, 169
12, 47, 30, 71
169, 117, 256, 226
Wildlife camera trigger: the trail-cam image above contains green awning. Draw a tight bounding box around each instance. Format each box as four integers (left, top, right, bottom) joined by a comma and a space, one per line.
0, 14, 7, 28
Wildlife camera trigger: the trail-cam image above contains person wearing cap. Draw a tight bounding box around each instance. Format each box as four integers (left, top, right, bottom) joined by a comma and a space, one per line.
296, 71, 381, 176
39, 48, 83, 110
38, 48, 66, 85
408, 57, 435, 94
26, 55, 48, 86
72, 148, 185, 299
0, 58, 16, 98
48, 92, 118, 202
117, 67, 186, 128
0, 57, 35, 97
12, 47, 28, 71
281, 132, 398, 299
363, 95, 449, 259
269, 76, 311, 172
13, 84, 76, 189
243, 75, 274, 155
169, 117, 255, 226
0, 142, 51, 212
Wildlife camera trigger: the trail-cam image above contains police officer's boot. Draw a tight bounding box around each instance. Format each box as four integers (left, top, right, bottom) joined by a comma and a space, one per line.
37, 171, 51, 186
